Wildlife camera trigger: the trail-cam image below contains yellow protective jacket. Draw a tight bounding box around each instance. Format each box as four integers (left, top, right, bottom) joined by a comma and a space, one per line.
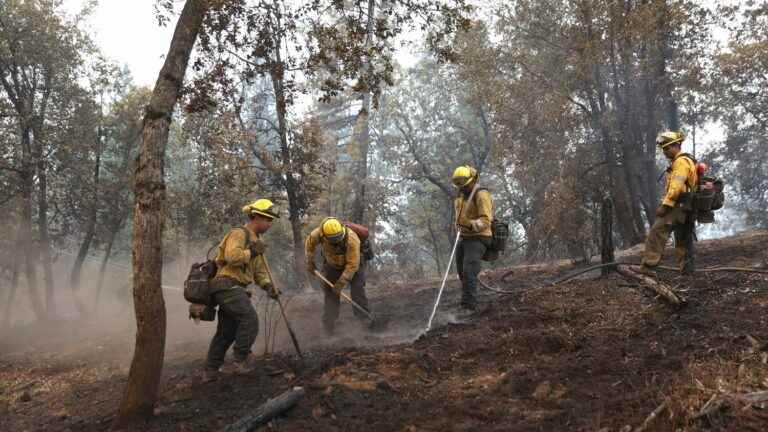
454, 188, 493, 237
305, 227, 361, 284
213, 226, 271, 288
662, 154, 698, 208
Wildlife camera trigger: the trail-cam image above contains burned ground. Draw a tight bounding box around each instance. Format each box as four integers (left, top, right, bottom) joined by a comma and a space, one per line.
2, 230, 767, 431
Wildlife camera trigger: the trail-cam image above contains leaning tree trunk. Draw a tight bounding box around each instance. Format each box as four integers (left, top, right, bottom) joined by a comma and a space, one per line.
93, 219, 123, 313
113, 0, 208, 426
71, 130, 102, 316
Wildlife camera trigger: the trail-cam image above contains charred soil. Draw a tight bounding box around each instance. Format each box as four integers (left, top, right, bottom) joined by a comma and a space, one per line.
2, 230, 768, 431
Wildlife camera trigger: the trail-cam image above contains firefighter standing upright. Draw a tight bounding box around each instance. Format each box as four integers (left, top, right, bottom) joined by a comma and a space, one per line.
452, 166, 494, 311
641, 131, 699, 273
306, 217, 370, 333
203, 199, 281, 377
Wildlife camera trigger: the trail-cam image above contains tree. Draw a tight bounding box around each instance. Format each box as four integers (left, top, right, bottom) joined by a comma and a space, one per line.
708, 2, 768, 227
451, 1, 715, 254
0, 0, 94, 320
114, 0, 209, 425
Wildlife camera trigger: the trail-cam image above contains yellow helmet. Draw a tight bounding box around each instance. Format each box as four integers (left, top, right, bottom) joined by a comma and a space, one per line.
656, 131, 685, 149
242, 199, 280, 219
321, 217, 346, 244
452, 165, 477, 188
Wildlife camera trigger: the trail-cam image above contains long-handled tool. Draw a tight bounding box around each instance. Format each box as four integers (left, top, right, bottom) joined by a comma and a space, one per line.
425, 183, 479, 332
263, 256, 304, 360
313, 270, 387, 331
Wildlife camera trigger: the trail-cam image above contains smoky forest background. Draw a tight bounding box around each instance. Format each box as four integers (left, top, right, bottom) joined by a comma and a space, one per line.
1, 0, 767, 326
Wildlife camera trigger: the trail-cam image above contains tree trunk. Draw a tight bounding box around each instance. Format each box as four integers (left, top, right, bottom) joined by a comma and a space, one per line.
71, 129, 102, 316
93, 226, 118, 313
34, 129, 56, 318
349, 100, 370, 223
19, 125, 46, 321
2, 246, 21, 327
600, 198, 615, 277
425, 214, 444, 275
270, 53, 306, 289
349, 0, 376, 224
113, 0, 208, 426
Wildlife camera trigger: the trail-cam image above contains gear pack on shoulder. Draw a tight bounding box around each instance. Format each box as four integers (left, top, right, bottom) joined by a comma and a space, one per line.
183, 227, 253, 318
673, 153, 725, 223
470, 188, 509, 262
343, 221, 375, 261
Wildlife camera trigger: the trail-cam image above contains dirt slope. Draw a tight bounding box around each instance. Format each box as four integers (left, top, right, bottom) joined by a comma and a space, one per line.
2, 230, 767, 431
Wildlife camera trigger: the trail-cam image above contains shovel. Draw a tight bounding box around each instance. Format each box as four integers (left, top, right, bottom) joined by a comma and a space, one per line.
313, 270, 388, 331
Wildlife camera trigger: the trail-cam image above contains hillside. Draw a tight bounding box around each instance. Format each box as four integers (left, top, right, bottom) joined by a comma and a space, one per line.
2, 229, 767, 431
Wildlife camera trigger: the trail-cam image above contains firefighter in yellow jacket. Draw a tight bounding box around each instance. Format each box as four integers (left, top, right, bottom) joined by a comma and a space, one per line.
641, 131, 699, 273
204, 199, 280, 376
306, 217, 369, 332
452, 166, 493, 311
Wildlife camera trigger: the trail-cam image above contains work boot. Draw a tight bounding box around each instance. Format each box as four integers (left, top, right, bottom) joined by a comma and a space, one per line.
636, 265, 657, 277
323, 319, 336, 335
460, 300, 477, 312
225, 354, 259, 374
201, 368, 221, 382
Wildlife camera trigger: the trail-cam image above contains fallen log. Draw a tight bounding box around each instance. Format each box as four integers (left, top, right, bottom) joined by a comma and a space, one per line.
616, 265, 686, 308
220, 386, 305, 432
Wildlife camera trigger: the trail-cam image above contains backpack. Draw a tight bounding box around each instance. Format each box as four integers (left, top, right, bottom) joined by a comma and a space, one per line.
674, 154, 725, 224
469, 188, 509, 262
342, 221, 375, 261
183, 227, 252, 306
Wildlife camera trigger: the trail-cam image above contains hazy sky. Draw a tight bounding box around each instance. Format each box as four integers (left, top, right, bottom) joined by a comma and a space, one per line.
66, 0, 723, 150
65, 0, 175, 87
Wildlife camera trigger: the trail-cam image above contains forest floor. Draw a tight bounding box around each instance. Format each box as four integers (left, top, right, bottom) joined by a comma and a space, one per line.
2, 229, 768, 431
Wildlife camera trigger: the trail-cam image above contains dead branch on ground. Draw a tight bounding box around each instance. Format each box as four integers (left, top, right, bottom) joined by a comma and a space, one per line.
634, 400, 668, 432
616, 265, 686, 308
220, 386, 305, 432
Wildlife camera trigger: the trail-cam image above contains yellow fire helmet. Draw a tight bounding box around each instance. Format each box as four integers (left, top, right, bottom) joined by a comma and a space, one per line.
656, 131, 685, 149
452, 165, 477, 188
321, 217, 346, 244
242, 198, 280, 220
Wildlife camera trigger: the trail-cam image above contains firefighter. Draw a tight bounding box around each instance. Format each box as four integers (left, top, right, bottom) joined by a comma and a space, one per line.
306, 217, 369, 333
641, 131, 699, 273
452, 165, 493, 311
203, 199, 281, 379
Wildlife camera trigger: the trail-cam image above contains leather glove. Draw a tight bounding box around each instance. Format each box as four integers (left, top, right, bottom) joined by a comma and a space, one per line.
470, 219, 487, 232
263, 282, 280, 299
307, 261, 316, 275
245, 286, 258, 298
332, 279, 346, 296
248, 239, 266, 257
656, 205, 670, 218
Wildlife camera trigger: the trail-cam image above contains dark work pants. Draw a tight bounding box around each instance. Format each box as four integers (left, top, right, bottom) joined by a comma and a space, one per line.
322, 262, 369, 331
205, 284, 259, 370
456, 236, 490, 309
642, 207, 695, 273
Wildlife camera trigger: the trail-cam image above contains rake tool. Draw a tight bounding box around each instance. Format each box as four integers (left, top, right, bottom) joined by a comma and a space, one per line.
263, 256, 304, 360
313, 270, 388, 331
